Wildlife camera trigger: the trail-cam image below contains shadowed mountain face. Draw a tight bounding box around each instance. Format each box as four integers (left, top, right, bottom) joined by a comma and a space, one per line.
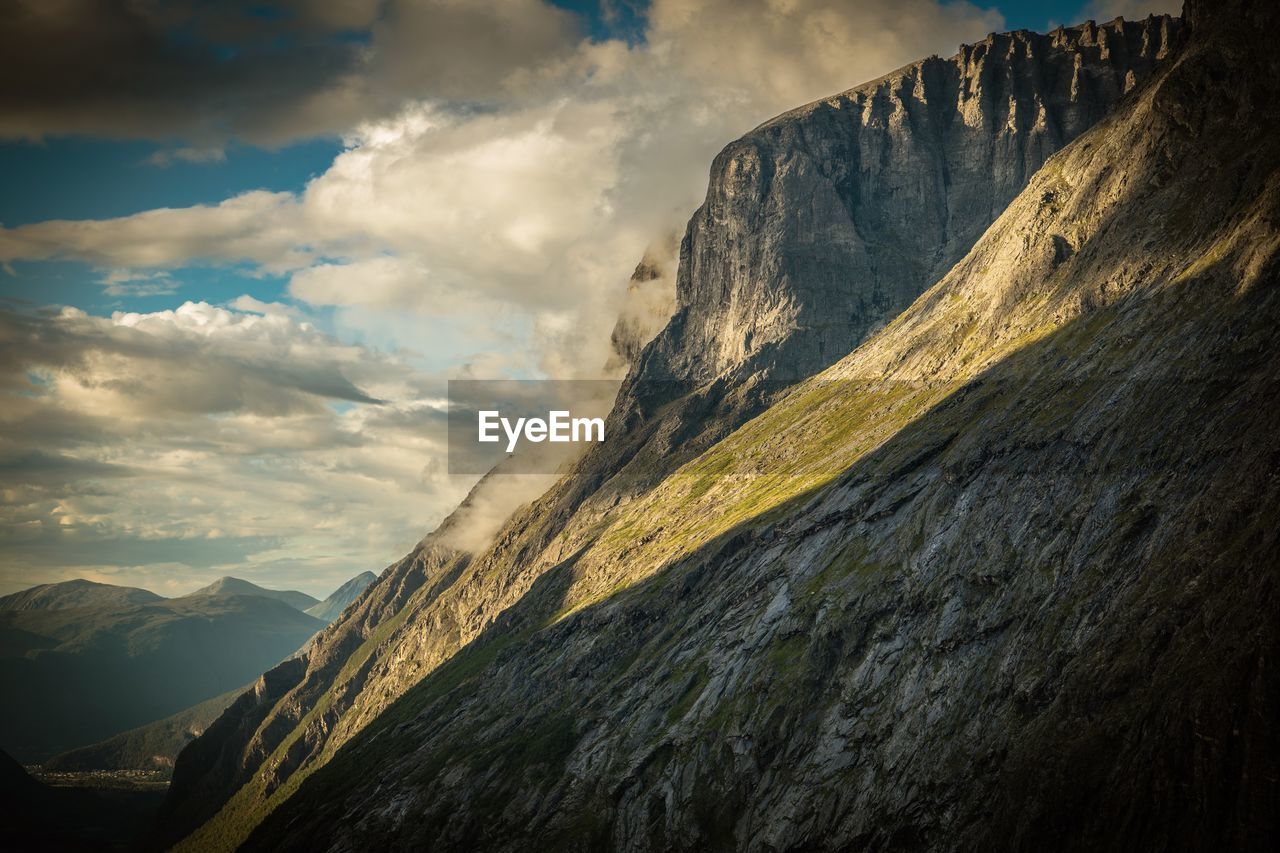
0, 584, 324, 763
163, 3, 1279, 851
0, 748, 165, 851
40, 686, 246, 776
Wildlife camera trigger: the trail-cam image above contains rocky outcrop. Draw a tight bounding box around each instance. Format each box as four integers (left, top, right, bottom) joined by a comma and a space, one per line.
165, 5, 1280, 852
638, 14, 1182, 385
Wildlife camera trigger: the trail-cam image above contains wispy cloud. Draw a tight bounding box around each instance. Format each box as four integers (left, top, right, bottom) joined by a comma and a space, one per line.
100, 269, 179, 297
146, 146, 228, 168
0, 302, 472, 596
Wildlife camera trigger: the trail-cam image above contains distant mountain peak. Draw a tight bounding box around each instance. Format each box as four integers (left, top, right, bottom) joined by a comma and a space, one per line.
186, 577, 318, 612
0, 579, 161, 612
304, 571, 379, 623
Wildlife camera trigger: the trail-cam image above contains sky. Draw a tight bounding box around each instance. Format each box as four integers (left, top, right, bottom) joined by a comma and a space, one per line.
0, 0, 1180, 598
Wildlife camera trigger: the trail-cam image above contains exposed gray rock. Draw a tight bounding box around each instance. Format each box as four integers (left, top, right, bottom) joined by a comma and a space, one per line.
639, 14, 1182, 385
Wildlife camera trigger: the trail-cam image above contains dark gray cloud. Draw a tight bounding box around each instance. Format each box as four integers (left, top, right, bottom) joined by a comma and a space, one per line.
0, 0, 580, 143
0, 304, 382, 414
1, 0, 360, 142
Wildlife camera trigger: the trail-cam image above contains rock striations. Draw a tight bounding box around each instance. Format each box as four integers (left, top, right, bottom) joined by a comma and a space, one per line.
162, 5, 1279, 851
637, 14, 1182, 385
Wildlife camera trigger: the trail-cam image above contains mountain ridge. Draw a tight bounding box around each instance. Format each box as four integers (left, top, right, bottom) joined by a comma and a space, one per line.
304, 572, 377, 623
185, 576, 318, 612
0, 579, 162, 612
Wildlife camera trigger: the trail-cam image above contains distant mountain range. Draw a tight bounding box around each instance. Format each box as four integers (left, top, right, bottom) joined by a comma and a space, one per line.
0, 572, 375, 764
30, 572, 380, 776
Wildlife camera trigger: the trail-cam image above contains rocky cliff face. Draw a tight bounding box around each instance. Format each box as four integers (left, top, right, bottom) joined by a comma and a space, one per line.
163, 4, 1280, 851
638, 14, 1182, 385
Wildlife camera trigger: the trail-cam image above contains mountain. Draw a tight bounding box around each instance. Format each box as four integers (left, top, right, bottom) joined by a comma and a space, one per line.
635, 15, 1182, 386
41, 686, 245, 776
305, 572, 378, 623
159, 17, 1186, 848
33, 573, 376, 773
186, 576, 319, 612
611, 13, 1184, 509
0, 591, 324, 763
163, 4, 1280, 851
0, 578, 162, 612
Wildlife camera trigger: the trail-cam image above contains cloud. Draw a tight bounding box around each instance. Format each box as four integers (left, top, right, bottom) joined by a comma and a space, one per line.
0, 0, 580, 145
0, 302, 474, 596
1, 0, 1004, 378
646, 0, 1003, 109
0, 191, 315, 272
100, 270, 179, 298
146, 146, 228, 167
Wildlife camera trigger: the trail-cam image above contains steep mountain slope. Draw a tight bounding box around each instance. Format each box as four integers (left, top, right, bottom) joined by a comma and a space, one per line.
159, 542, 469, 843
0, 593, 324, 762
165, 6, 1280, 851
158, 19, 1189, 849
186, 577, 318, 612
0, 578, 161, 612
240, 3, 1278, 844
604, 12, 1184, 520
305, 572, 377, 623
